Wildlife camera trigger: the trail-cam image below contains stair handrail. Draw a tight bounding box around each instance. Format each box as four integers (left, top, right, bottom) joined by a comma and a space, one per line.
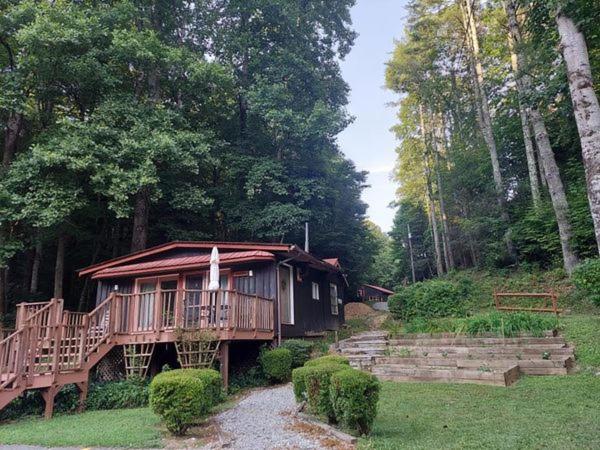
84, 292, 116, 357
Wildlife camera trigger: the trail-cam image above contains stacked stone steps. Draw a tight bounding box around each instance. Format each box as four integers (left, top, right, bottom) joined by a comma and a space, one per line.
336, 332, 575, 386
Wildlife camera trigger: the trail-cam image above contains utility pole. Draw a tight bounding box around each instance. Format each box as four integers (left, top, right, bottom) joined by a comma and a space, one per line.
407, 223, 416, 283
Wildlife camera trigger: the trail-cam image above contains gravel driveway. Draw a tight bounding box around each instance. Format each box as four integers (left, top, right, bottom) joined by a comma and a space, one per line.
208, 384, 344, 450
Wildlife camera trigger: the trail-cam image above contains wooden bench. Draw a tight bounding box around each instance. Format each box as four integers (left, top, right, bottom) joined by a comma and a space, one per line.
493, 291, 562, 314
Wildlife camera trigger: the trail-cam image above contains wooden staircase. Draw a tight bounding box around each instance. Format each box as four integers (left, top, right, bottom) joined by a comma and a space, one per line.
336, 331, 575, 386
0, 295, 121, 417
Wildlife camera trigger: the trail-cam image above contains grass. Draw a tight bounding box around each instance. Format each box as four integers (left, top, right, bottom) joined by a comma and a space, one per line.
0, 407, 162, 448
561, 314, 600, 370
360, 375, 600, 449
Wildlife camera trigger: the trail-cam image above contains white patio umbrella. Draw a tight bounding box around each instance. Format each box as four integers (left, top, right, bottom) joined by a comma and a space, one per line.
208, 246, 220, 291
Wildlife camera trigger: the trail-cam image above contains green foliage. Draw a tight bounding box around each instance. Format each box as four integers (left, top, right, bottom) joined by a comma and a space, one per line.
259, 348, 293, 383
329, 368, 381, 435
281, 339, 314, 368
149, 369, 220, 435
303, 363, 348, 422
403, 312, 559, 337
561, 315, 600, 370
572, 259, 600, 306
304, 355, 350, 367
291, 366, 312, 402
389, 280, 466, 321
229, 366, 268, 394
85, 377, 149, 411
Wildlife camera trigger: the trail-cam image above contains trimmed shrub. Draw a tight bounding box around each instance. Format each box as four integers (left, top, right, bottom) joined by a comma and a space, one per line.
260, 348, 293, 382
330, 368, 380, 435
573, 259, 600, 306
292, 365, 312, 401
281, 339, 314, 368
149, 369, 214, 435
304, 363, 347, 422
304, 354, 349, 367
389, 280, 465, 321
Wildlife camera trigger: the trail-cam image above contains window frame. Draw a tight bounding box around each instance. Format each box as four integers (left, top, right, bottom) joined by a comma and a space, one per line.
312, 282, 320, 300
329, 283, 339, 315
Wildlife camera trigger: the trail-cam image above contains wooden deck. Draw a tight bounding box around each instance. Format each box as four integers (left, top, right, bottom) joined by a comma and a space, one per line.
0, 289, 274, 416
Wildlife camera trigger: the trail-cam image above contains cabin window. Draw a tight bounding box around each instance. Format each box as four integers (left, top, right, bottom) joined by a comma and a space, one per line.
329, 283, 339, 315
279, 265, 294, 325
312, 282, 320, 300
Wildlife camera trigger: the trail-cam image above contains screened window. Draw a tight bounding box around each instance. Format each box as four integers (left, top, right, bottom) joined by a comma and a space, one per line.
329, 283, 339, 315
312, 282, 320, 300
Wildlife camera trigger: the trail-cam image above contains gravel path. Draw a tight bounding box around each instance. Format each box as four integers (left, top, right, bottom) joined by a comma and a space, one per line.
209, 384, 327, 450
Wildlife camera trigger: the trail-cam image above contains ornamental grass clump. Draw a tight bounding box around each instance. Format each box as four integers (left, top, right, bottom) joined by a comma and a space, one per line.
149, 368, 222, 435
260, 347, 293, 383
330, 368, 380, 435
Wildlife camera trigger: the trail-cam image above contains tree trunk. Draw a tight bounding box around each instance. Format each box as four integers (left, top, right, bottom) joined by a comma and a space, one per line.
433, 116, 455, 270
53, 234, 66, 299
505, 2, 541, 207
556, 12, 600, 254
131, 188, 150, 253
461, 0, 516, 260
505, 1, 579, 274
420, 106, 444, 276
3, 113, 23, 168
30, 237, 42, 293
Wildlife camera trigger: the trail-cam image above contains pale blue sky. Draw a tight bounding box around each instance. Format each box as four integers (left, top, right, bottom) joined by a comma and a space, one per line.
338, 0, 408, 232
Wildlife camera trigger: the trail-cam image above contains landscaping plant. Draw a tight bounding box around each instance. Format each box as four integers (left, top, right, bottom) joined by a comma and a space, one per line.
149, 368, 221, 435
260, 348, 293, 383
304, 354, 349, 367
304, 363, 348, 422
389, 280, 466, 321
329, 368, 380, 435
281, 339, 314, 368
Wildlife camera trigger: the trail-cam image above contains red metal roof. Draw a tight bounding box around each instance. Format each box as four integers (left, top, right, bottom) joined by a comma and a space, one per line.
79, 241, 293, 277
363, 284, 394, 295
91, 250, 275, 279
323, 258, 340, 268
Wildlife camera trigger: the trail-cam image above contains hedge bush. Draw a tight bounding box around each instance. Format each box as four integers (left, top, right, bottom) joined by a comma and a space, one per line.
389, 280, 465, 321
304, 354, 349, 367
572, 259, 600, 306
291, 365, 311, 402
281, 339, 314, 368
304, 363, 348, 422
330, 368, 380, 435
86, 377, 149, 410
149, 369, 219, 435
260, 348, 293, 382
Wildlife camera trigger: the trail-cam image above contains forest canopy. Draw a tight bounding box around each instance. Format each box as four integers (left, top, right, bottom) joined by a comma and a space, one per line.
0, 0, 375, 319
379, 0, 600, 287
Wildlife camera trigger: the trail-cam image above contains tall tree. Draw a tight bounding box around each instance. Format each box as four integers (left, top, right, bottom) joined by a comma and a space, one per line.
556, 7, 600, 254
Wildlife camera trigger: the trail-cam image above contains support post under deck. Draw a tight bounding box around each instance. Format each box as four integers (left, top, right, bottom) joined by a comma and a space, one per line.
219, 341, 229, 392
75, 381, 88, 412
41, 385, 59, 420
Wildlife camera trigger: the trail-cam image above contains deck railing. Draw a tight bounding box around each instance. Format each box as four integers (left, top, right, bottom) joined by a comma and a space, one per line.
0, 289, 274, 391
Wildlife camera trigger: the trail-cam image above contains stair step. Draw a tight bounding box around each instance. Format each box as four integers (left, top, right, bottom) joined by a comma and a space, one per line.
372, 365, 520, 386
384, 331, 557, 339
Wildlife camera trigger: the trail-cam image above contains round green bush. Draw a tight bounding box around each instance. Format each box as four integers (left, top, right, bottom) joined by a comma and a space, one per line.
303, 363, 348, 422
281, 339, 314, 368
149, 369, 214, 435
389, 280, 465, 321
572, 259, 600, 306
304, 354, 349, 367
292, 365, 312, 402
330, 368, 381, 435
260, 348, 293, 382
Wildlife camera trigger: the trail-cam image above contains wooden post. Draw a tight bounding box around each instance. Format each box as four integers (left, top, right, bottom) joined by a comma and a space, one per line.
75, 380, 88, 412
253, 294, 258, 338
219, 341, 229, 392
41, 385, 59, 419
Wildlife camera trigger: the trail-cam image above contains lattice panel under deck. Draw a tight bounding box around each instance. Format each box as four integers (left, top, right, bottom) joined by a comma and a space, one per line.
123, 343, 155, 378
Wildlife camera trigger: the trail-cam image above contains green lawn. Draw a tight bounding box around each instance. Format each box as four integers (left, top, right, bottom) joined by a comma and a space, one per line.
360, 375, 600, 449
0, 407, 162, 448
360, 313, 600, 449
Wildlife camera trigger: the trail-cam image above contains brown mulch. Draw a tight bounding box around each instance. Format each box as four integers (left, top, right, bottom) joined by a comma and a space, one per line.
344, 302, 378, 320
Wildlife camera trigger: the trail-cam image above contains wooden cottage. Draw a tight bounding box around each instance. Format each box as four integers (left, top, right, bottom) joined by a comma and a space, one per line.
358, 284, 394, 302
0, 241, 346, 417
